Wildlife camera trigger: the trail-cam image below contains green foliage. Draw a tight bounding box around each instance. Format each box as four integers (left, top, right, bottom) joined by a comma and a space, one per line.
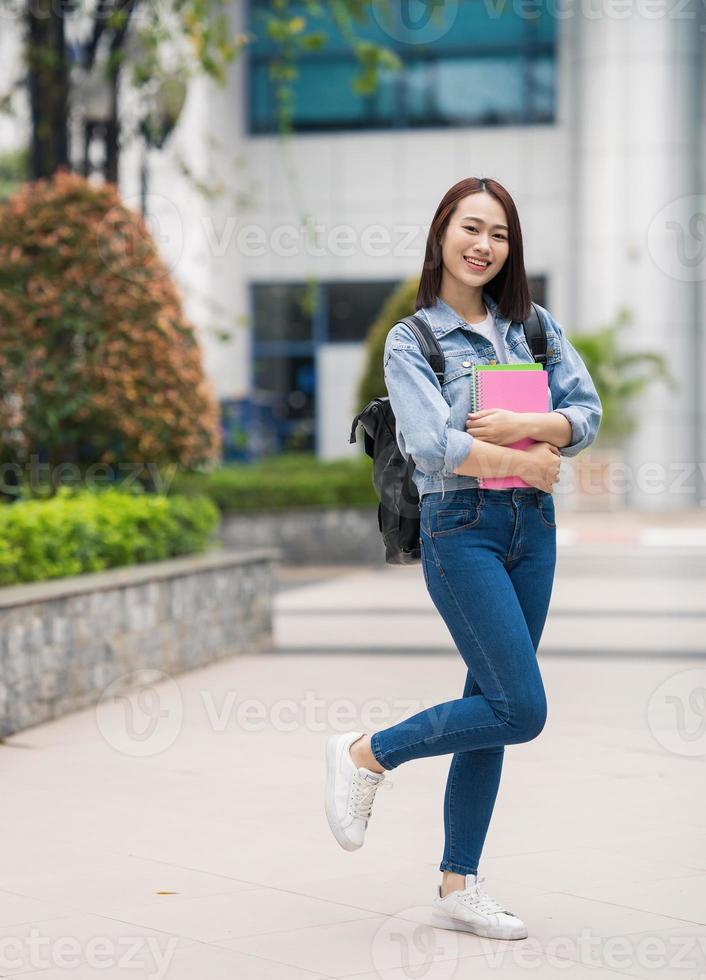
568, 307, 677, 447
0, 171, 221, 473
355, 276, 419, 412
0, 486, 219, 586
0, 147, 28, 202
167, 453, 377, 512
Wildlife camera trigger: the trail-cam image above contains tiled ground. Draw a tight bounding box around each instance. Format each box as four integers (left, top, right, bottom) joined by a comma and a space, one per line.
1, 539, 704, 979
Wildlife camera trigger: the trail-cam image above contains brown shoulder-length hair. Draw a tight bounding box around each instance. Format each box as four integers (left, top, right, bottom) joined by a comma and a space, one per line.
415, 177, 532, 324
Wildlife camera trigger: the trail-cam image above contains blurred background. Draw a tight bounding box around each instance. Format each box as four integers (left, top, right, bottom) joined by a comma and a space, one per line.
0, 8, 704, 973
1, 0, 701, 512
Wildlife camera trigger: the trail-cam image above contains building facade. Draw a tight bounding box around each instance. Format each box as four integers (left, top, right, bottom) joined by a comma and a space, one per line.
3, 1, 704, 508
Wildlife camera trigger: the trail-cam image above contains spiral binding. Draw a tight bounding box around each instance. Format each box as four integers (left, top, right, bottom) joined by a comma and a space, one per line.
471, 366, 485, 489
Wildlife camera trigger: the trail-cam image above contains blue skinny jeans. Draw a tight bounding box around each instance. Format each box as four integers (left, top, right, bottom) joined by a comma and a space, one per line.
370, 487, 557, 877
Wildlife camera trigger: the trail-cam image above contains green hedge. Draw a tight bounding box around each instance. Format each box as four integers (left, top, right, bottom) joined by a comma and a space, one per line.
166, 454, 377, 512
0, 487, 219, 586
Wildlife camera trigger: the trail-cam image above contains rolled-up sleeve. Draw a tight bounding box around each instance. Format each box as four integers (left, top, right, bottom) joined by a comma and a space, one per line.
544, 311, 603, 457
383, 323, 474, 476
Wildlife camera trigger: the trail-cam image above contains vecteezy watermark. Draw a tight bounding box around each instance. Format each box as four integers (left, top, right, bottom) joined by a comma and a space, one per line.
95, 193, 183, 283
200, 218, 427, 261
199, 692, 459, 736
2, 0, 703, 27
371, 915, 706, 975
646, 667, 706, 757
370, 0, 706, 47
95, 661, 706, 759
370, 911, 460, 980
0, 928, 179, 979
87, 202, 706, 271
647, 194, 706, 282
552, 459, 706, 503
96, 669, 183, 758
370, 0, 460, 44
476, 927, 706, 971
94, 678, 461, 757
0, 457, 179, 497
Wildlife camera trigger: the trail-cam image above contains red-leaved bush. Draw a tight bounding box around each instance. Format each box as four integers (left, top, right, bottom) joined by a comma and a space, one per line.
0, 171, 221, 474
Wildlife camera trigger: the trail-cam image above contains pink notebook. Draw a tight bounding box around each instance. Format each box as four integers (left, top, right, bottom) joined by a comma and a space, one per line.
471, 366, 549, 488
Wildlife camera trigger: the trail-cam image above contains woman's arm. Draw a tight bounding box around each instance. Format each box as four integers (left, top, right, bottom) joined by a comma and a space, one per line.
466, 309, 601, 454
452, 437, 532, 480
527, 307, 603, 456
384, 323, 529, 479
522, 411, 573, 448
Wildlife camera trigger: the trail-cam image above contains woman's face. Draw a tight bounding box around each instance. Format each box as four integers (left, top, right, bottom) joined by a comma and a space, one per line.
439, 191, 510, 289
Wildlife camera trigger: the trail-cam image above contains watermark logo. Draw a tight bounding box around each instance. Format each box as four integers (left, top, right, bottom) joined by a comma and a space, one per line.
96, 669, 183, 757
370, 0, 460, 44
96, 193, 183, 283
370, 911, 459, 979
0, 929, 179, 979
647, 194, 706, 282
647, 667, 706, 757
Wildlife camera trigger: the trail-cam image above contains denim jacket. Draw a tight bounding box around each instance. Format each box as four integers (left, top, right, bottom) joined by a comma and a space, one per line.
383, 290, 603, 501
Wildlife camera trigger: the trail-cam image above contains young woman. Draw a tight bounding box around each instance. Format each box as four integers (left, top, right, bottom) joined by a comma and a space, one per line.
325, 177, 602, 940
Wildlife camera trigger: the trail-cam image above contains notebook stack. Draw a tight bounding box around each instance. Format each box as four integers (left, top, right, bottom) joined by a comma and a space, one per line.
470, 363, 549, 489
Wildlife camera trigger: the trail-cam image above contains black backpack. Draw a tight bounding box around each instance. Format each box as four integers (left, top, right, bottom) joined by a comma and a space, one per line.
349, 303, 549, 565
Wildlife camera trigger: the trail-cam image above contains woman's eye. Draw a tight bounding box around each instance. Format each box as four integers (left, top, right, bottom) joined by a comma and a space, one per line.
463, 225, 506, 241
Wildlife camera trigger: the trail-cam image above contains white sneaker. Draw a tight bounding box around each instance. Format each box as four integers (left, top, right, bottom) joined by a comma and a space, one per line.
325, 731, 392, 851
431, 873, 528, 940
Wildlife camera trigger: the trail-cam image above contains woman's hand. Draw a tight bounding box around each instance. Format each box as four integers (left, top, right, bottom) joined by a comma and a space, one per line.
518, 442, 561, 493
465, 409, 528, 446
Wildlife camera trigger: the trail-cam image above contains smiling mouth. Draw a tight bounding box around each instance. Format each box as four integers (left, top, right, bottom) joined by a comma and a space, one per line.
464, 256, 491, 270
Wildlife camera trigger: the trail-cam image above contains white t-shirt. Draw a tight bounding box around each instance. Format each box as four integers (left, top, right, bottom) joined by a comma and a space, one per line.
466, 306, 508, 364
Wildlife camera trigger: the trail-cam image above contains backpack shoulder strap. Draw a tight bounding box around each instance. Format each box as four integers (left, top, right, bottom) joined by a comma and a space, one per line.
398, 314, 445, 383
396, 314, 445, 482
347, 313, 445, 446
521, 302, 548, 367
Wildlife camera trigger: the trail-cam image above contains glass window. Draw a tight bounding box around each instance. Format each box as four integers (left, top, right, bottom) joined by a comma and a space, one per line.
409, 56, 525, 127
294, 61, 375, 127
327, 280, 400, 342
526, 55, 555, 122
252, 283, 313, 342
247, 0, 555, 133
250, 279, 403, 456
253, 353, 317, 452
250, 64, 274, 132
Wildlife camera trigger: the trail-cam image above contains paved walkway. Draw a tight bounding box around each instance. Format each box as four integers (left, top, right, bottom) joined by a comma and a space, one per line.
0, 533, 705, 979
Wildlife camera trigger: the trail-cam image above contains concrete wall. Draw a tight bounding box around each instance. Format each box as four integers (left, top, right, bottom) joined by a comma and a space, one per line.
219, 508, 385, 566
0, 549, 280, 738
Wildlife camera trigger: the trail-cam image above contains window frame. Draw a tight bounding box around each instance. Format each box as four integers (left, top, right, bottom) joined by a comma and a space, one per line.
246, 1, 556, 135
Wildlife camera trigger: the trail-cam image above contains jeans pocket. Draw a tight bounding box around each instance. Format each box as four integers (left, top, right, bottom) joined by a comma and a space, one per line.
430, 498, 483, 538
537, 492, 557, 528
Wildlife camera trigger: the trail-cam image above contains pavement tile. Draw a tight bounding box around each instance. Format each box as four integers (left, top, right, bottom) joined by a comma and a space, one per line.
1, 548, 703, 979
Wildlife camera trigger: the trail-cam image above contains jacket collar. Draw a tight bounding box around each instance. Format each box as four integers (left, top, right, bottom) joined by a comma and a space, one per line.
422, 290, 512, 340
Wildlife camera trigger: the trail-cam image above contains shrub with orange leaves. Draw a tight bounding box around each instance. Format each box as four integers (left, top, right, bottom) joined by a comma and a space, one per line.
0, 171, 221, 475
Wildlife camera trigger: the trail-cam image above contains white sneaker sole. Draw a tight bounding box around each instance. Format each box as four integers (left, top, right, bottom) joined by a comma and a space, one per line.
324, 734, 359, 852
430, 909, 528, 940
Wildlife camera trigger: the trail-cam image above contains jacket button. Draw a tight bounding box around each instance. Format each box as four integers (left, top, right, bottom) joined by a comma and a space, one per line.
489, 358, 497, 365
462, 360, 471, 367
